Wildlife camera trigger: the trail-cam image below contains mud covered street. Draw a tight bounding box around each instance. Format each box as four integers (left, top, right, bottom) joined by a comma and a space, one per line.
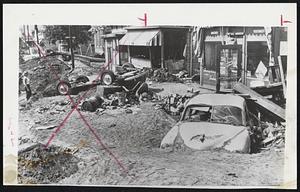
18, 82, 284, 186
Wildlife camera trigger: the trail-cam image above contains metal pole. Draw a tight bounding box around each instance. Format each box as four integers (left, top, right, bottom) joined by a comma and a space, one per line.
26, 25, 30, 42
69, 25, 75, 69
161, 31, 164, 69
190, 28, 193, 76
34, 25, 41, 57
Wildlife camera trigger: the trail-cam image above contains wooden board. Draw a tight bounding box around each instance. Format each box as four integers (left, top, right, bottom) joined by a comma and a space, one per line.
233, 82, 285, 121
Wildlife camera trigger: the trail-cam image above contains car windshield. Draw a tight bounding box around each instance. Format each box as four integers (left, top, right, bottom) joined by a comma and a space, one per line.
182, 105, 243, 126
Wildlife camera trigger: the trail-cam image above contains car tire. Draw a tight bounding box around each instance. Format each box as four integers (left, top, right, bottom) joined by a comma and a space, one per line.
101, 70, 115, 85
57, 81, 71, 95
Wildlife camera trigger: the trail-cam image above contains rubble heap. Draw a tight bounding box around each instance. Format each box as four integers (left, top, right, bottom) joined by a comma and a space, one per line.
158, 89, 200, 116
150, 68, 183, 82
18, 144, 79, 184
19, 56, 67, 98
261, 122, 285, 151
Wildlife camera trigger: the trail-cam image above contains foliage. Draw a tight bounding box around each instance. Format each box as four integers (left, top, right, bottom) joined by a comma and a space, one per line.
44, 25, 92, 47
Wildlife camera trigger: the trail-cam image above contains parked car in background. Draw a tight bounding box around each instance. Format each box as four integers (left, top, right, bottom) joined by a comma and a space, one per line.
160, 93, 259, 153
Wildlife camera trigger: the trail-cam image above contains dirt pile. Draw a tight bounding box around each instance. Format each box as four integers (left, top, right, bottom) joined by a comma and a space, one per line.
19, 56, 69, 98
18, 144, 79, 184
105, 104, 177, 150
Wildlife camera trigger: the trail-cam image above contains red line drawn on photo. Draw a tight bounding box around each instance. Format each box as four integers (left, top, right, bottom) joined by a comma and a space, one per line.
280, 14, 292, 26
138, 13, 147, 27
25, 30, 130, 175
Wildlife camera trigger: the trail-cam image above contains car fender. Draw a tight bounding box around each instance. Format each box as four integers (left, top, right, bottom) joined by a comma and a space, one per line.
160, 124, 180, 148
222, 128, 251, 153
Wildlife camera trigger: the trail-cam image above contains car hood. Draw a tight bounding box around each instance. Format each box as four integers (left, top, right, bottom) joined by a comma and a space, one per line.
178, 122, 249, 151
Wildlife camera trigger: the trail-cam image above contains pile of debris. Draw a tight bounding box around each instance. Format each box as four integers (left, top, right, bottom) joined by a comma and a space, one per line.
150, 68, 183, 83
18, 144, 79, 184
159, 89, 200, 116
81, 88, 157, 113
260, 122, 285, 151
19, 56, 68, 99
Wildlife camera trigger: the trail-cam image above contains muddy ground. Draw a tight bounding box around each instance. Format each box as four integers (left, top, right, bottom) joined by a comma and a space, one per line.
18, 78, 284, 186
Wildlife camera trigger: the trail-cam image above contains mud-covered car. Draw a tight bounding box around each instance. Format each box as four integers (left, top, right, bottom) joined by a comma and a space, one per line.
160, 94, 258, 153
100, 63, 149, 96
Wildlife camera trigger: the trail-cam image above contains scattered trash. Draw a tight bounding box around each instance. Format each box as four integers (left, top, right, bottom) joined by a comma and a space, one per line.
159, 90, 199, 116
150, 68, 182, 82
227, 173, 238, 178
260, 122, 285, 150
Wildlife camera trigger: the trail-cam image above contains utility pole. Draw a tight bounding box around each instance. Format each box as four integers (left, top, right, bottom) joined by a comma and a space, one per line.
26, 25, 30, 42
67, 25, 75, 69
34, 25, 41, 57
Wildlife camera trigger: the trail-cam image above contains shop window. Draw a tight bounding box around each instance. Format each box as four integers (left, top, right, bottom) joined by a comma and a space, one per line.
247, 42, 269, 76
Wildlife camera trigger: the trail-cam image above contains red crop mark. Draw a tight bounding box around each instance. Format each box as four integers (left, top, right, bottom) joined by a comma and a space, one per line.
25, 31, 130, 175
281, 14, 292, 26
138, 13, 147, 27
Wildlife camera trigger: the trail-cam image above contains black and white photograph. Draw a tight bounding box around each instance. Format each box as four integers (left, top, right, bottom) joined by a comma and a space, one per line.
3, 3, 297, 189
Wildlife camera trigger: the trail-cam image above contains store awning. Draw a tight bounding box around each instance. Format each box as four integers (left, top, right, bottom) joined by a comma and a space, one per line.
119, 29, 161, 46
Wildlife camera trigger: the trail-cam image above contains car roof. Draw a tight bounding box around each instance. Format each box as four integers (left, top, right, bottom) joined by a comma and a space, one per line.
187, 93, 245, 108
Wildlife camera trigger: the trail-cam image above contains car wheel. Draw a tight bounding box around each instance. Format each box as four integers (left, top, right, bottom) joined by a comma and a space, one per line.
57, 81, 71, 95
101, 71, 115, 85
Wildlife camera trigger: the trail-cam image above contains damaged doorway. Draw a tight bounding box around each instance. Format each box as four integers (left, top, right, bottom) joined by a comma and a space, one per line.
216, 44, 242, 92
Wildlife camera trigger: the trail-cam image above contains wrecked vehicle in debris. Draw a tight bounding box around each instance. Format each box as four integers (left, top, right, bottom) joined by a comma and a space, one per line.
100, 63, 149, 96
160, 93, 261, 153
52, 62, 95, 95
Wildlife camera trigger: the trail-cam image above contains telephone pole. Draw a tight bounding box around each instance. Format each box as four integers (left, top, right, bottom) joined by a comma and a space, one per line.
67, 25, 75, 69
34, 25, 41, 57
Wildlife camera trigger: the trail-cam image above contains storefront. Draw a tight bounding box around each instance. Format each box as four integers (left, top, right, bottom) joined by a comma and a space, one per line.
198, 26, 287, 92
119, 26, 190, 73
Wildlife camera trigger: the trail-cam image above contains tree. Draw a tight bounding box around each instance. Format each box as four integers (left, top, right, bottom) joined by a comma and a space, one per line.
44, 25, 92, 48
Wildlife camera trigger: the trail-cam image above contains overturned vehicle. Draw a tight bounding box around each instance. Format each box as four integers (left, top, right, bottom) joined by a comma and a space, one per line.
160, 94, 262, 153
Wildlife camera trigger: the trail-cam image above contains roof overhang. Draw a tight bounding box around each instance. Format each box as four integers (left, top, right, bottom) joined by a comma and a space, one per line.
119, 29, 161, 46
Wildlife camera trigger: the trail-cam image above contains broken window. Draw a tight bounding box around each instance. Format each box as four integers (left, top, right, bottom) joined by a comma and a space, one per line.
182, 105, 212, 122
211, 105, 243, 126
182, 105, 243, 126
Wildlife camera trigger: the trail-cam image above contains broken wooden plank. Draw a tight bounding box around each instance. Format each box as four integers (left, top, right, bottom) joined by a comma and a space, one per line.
35, 125, 57, 130
233, 82, 285, 121
278, 56, 286, 98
